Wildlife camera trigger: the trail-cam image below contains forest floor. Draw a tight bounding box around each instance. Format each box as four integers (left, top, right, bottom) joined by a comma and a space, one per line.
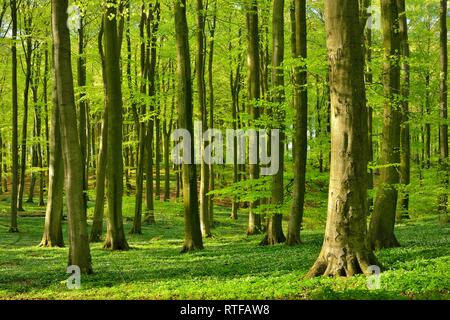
0, 170, 449, 300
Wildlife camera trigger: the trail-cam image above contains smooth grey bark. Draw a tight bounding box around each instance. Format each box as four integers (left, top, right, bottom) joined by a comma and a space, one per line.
308, 0, 377, 277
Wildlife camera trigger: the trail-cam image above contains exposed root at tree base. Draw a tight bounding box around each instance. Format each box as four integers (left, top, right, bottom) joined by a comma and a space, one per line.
371, 236, 401, 251
180, 242, 204, 253
39, 239, 64, 247
89, 234, 102, 243
306, 251, 379, 278
286, 236, 303, 246
8, 227, 19, 233
103, 240, 130, 251
259, 234, 286, 246
246, 227, 262, 236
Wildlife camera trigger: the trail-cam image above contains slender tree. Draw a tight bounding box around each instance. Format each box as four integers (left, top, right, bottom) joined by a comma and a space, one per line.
369, 0, 401, 250
174, 0, 204, 252
17, 3, 33, 212
287, 0, 308, 246
308, 0, 377, 277
77, 9, 88, 212
397, 0, 411, 220
207, 1, 217, 227
246, 0, 262, 235
91, 21, 107, 242
9, 0, 19, 233
52, 0, 92, 273
39, 76, 64, 248
197, 0, 211, 237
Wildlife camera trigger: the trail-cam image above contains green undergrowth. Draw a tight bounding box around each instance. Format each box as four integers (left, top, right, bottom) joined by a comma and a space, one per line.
0, 194, 448, 299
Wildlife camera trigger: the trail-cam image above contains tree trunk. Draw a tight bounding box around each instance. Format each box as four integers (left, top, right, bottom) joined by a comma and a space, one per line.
103, 1, 129, 250
438, 0, 448, 216
364, 0, 374, 211
52, 0, 92, 273
308, 0, 377, 277
28, 51, 42, 205
246, 0, 262, 235
397, 0, 410, 221
18, 16, 33, 212
9, 0, 19, 233
40, 77, 64, 248
78, 15, 88, 212
369, 0, 401, 250
0, 133, 2, 194
425, 73, 431, 168
208, 2, 217, 228
130, 6, 148, 234
163, 61, 175, 202
261, 0, 286, 246
175, 0, 204, 252
197, 0, 211, 237
144, 2, 160, 225
287, 0, 307, 246
90, 22, 107, 242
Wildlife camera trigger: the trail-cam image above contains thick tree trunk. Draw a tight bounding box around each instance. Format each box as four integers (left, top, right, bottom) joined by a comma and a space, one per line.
287, 0, 307, 246
261, 0, 286, 246
308, 0, 377, 277
175, 0, 204, 252
9, 0, 19, 233
40, 78, 64, 248
246, 0, 262, 235
397, 0, 410, 221
197, 0, 211, 237
369, 0, 401, 250
438, 0, 449, 216
103, 1, 129, 250
52, 0, 92, 273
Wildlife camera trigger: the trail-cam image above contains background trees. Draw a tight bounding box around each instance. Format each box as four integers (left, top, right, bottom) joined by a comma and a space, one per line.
0, 0, 447, 279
